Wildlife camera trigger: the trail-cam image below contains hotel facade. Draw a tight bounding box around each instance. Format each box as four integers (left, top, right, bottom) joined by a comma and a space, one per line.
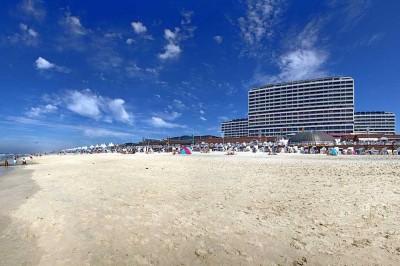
221, 118, 248, 138
354, 112, 396, 134
247, 77, 355, 136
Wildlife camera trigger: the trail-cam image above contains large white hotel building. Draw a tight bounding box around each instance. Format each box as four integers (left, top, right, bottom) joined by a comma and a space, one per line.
221, 77, 397, 137
247, 77, 355, 136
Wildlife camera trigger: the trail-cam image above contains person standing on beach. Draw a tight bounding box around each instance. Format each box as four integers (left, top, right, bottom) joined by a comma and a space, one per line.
4, 156, 9, 167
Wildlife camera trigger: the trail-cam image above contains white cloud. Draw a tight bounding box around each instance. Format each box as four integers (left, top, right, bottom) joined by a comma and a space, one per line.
35, 57, 55, 70
83, 128, 133, 138
18, 0, 46, 21
26, 104, 58, 117
126, 38, 134, 45
181, 10, 193, 25
159, 43, 181, 59
66, 90, 101, 120
238, 0, 285, 55
158, 12, 195, 60
276, 49, 327, 82
108, 99, 133, 124
218, 116, 230, 121
200, 110, 205, 114
20, 23, 38, 37
131, 21, 147, 34
199, 117, 207, 121
164, 28, 179, 41
214, 35, 222, 44
65, 89, 133, 124
8, 23, 39, 46
156, 111, 181, 121
173, 99, 186, 109
249, 17, 328, 85
63, 12, 86, 35
149, 117, 185, 128
34, 57, 70, 73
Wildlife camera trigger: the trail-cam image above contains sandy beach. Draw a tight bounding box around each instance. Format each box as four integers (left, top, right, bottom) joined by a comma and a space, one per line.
1, 153, 400, 265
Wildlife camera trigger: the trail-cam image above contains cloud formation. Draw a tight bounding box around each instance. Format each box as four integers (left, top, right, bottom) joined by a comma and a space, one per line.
238, 0, 285, 55
35, 57, 70, 73
8, 23, 39, 46
18, 0, 46, 21
159, 12, 195, 60
250, 17, 328, 85
149, 117, 185, 128
26, 104, 58, 117
62, 12, 86, 36
65, 89, 133, 124
131, 21, 147, 34
159, 28, 182, 59
214, 35, 222, 44
35, 57, 55, 69
83, 128, 133, 138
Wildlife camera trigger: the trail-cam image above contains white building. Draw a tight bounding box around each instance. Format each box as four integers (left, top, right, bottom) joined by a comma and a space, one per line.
221, 118, 248, 137
248, 77, 355, 136
354, 112, 396, 134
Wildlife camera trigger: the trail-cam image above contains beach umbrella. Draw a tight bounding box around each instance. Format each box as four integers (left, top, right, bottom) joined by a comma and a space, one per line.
380, 137, 388, 142
95, 144, 100, 148
89, 145, 94, 149
101, 143, 107, 149
108, 142, 115, 147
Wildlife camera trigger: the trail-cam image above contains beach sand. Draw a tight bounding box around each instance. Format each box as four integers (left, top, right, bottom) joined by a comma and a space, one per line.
1, 153, 400, 265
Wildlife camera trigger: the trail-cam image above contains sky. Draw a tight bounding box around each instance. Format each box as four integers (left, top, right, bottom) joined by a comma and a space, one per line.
0, 0, 399, 153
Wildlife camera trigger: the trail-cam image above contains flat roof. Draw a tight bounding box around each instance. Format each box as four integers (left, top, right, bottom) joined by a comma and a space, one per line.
250, 76, 353, 91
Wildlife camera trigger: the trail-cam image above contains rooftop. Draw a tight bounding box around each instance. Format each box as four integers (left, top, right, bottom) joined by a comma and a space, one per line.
250, 77, 353, 91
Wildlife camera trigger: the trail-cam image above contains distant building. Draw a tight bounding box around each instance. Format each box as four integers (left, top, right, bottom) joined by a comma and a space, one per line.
354, 112, 396, 134
248, 77, 355, 136
221, 118, 248, 137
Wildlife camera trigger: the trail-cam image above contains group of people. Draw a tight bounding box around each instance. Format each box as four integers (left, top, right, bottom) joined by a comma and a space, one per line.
2, 154, 27, 167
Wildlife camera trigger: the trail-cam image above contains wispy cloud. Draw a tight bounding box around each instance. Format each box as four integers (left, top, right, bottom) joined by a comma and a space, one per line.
359, 32, 385, 46
26, 104, 58, 117
62, 12, 87, 36
248, 17, 328, 86
172, 99, 186, 110
329, 0, 373, 31
149, 117, 186, 128
213, 35, 222, 44
8, 23, 39, 46
154, 110, 182, 121
83, 128, 133, 138
199, 117, 207, 121
18, 0, 46, 21
238, 0, 286, 56
159, 11, 195, 60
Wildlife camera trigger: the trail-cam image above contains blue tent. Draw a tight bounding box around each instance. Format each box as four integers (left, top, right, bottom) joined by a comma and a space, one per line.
328, 148, 338, 156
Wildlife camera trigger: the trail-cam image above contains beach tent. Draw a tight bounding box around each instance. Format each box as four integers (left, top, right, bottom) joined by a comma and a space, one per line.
180, 147, 192, 155
328, 148, 338, 156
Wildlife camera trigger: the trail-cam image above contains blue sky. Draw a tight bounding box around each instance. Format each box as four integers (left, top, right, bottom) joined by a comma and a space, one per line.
0, 0, 399, 153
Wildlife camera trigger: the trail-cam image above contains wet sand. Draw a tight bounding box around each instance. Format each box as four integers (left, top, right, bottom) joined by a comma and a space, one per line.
1, 153, 400, 265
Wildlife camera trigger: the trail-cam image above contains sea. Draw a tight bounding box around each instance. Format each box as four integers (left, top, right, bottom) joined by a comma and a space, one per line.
0, 153, 26, 176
